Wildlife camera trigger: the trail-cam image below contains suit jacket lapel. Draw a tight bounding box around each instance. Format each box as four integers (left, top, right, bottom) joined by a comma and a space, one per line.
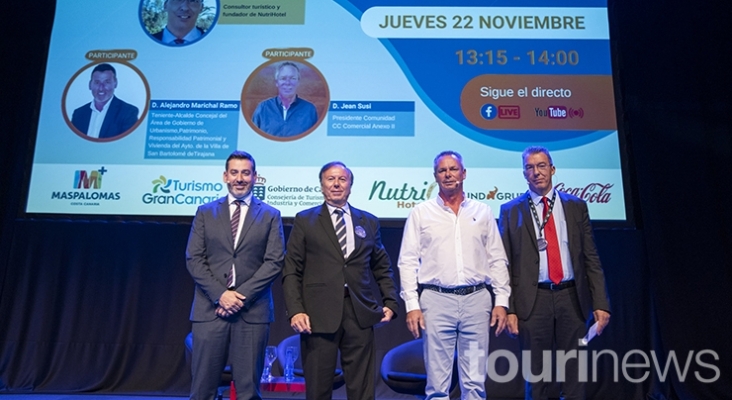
318, 203, 344, 258
557, 191, 581, 264
236, 197, 262, 249
519, 192, 539, 252
100, 97, 118, 138
215, 197, 235, 248
349, 206, 364, 256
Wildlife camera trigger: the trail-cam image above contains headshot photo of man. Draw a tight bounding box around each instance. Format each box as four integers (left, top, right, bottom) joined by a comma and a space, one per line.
145, 0, 214, 46
70, 63, 139, 140
251, 61, 319, 138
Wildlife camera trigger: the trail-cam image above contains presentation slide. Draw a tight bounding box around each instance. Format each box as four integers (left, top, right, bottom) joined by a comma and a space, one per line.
25, 0, 626, 220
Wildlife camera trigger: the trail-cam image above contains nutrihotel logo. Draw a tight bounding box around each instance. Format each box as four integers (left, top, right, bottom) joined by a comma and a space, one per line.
368, 180, 438, 209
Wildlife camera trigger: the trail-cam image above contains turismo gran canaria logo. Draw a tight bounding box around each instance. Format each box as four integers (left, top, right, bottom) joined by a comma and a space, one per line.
142, 175, 224, 205
152, 175, 172, 193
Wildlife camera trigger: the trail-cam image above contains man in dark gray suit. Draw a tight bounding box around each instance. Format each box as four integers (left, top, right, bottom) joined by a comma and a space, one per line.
282, 161, 399, 400
186, 150, 285, 400
499, 146, 611, 400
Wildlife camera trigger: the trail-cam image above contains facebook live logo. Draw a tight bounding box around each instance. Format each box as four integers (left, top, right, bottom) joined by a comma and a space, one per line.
481, 104, 520, 120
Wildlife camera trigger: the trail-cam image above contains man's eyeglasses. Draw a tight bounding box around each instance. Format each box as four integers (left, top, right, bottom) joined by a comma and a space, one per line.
524, 163, 551, 172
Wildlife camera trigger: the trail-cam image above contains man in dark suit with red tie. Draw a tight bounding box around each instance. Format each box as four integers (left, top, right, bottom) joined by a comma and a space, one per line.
186, 150, 285, 400
282, 161, 399, 400
499, 146, 611, 400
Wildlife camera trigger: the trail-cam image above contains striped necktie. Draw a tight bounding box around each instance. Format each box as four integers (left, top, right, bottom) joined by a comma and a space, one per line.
334, 208, 347, 257
231, 199, 242, 243
228, 199, 242, 288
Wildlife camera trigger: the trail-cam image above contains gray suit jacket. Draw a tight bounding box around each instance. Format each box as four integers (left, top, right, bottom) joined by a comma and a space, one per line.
282, 203, 399, 333
499, 191, 610, 321
186, 195, 285, 323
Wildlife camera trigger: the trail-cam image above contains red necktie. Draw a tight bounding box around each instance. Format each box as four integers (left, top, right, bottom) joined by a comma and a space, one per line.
542, 196, 563, 284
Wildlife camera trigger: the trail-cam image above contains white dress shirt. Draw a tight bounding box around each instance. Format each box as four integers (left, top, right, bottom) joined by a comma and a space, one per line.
398, 195, 511, 313
86, 97, 113, 138
528, 189, 575, 283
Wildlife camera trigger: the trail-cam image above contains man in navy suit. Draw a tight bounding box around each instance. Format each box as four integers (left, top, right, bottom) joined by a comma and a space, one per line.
282, 161, 399, 400
499, 146, 611, 400
71, 63, 138, 139
186, 150, 285, 400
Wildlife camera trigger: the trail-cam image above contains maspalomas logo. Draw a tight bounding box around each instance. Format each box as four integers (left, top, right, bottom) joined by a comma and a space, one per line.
51, 166, 121, 204
555, 182, 613, 203
142, 175, 225, 205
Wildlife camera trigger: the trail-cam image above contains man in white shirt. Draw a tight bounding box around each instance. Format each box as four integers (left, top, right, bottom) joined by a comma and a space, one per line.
397, 150, 510, 400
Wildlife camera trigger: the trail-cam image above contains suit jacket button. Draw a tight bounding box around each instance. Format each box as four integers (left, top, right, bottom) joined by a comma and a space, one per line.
233, 253, 237, 258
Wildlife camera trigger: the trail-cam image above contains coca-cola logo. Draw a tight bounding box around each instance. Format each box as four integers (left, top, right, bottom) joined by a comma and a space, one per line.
555, 182, 613, 203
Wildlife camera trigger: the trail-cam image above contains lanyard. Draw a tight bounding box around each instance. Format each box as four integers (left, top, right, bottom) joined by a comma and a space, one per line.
527, 191, 556, 239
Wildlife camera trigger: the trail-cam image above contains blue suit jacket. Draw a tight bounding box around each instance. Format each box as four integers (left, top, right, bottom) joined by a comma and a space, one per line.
186, 196, 285, 323
71, 96, 139, 139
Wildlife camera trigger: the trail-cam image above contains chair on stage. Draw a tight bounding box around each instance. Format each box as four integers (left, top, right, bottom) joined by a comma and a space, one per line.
184, 332, 233, 400
380, 338, 459, 398
276, 334, 346, 390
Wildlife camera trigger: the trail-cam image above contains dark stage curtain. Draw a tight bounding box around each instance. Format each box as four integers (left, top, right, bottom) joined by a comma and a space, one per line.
0, 220, 649, 399
0, 220, 194, 393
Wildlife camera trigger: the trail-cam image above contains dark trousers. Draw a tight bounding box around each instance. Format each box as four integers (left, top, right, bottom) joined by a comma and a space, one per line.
191, 317, 269, 400
300, 296, 375, 400
518, 287, 587, 400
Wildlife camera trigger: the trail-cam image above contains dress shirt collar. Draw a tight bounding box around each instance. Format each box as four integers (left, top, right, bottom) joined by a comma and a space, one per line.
161, 26, 202, 44
325, 202, 351, 216
227, 191, 253, 207
89, 96, 114, 113
529, 187, 557, 205
435, 192, 467, 209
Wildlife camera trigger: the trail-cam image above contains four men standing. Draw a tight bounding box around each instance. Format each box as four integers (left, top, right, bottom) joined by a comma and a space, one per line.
186, 148, 610, 400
